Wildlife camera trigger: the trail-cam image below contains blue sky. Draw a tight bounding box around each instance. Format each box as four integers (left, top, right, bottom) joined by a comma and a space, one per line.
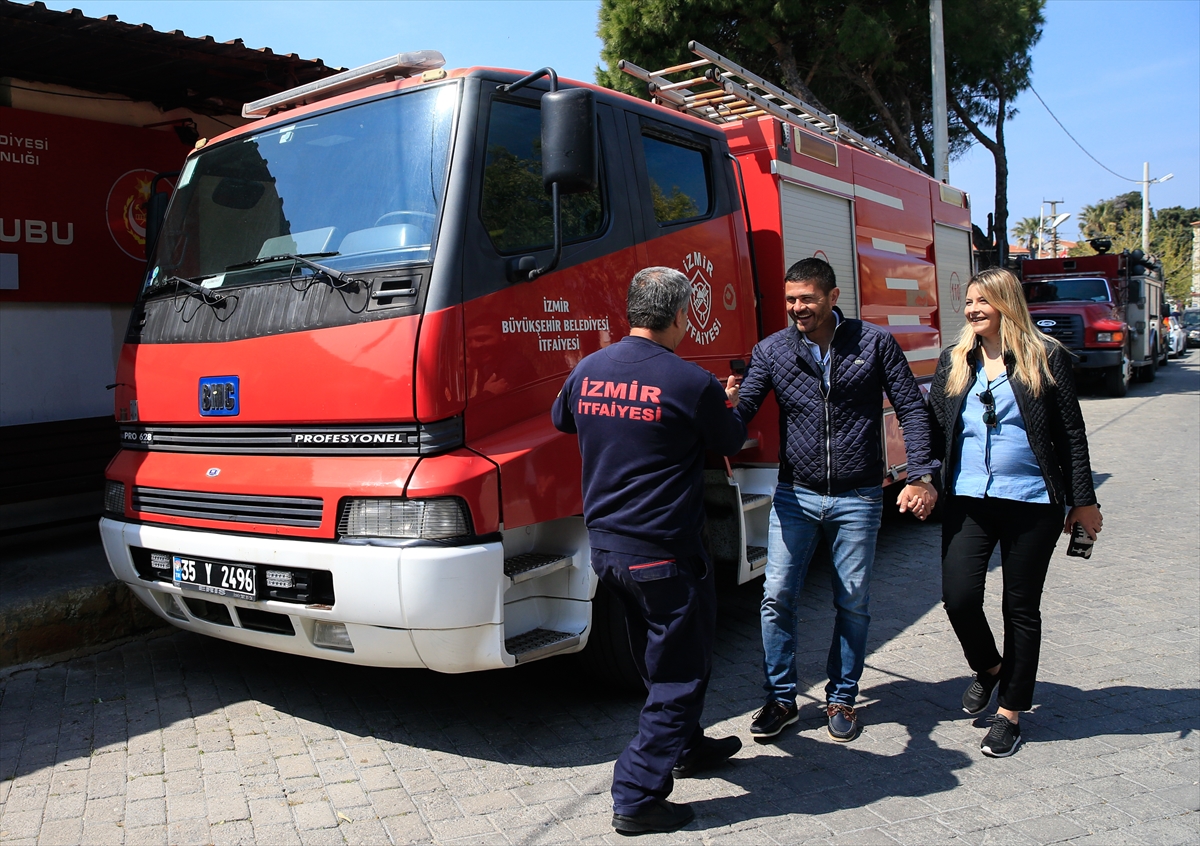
44, 0, 1200, 243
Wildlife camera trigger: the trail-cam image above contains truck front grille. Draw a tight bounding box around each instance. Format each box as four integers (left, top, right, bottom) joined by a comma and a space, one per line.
1032, 314, 1083, 348
119, 417, 463, 457
132, 487, 324, 527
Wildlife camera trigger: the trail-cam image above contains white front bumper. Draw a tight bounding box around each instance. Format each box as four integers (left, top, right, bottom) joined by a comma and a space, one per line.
100, 518, 512, 671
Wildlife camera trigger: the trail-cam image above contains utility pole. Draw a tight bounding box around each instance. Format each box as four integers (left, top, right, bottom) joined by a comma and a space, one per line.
1037, 203, 1045, 259
1142, 161, 1174, 254
1043, 199, 1063, 257
930, 0, 949, 183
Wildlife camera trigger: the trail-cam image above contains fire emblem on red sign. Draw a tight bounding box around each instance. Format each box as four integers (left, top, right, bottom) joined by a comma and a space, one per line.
106, 169, 156, 260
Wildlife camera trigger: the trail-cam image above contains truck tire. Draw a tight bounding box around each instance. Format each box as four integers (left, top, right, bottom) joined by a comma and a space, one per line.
1136, 351, 1158, 383
578, 581, 645, 693
1104, 354, 1131, 397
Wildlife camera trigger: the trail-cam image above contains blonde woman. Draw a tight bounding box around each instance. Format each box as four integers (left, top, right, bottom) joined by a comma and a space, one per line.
929, 268, 1103, 757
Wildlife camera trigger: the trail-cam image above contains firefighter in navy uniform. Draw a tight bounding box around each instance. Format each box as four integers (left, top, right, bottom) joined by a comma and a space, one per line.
552, 267, 746, 836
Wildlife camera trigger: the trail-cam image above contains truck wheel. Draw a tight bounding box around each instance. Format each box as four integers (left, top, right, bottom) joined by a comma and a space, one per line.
1104, 354, 1131, 397
1136, 350, 1158, 383
578, 581, 645, 693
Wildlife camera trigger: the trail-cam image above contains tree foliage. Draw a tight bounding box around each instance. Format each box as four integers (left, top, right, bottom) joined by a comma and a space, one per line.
650, 181, 701, 223
1011, 216, 1042, 253
481, 144, 603, 253
597, 0, 1044, 265
1069, 192, 1199, 303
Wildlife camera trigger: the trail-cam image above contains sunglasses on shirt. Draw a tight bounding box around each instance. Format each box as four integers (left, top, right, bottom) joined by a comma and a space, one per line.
978, 389, 997, 428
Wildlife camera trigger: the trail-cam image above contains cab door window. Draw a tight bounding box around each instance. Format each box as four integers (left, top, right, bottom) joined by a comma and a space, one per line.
641, 133, 711, 226
481, 98, 603, 253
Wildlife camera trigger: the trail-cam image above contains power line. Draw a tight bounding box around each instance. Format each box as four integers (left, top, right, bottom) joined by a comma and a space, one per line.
1028, 84, 1140, 183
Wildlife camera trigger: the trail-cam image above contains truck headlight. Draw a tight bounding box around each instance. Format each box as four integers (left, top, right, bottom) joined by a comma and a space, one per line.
338, 497, 470, 539
1096, 332, 1115, 343
104, 481, 126, 516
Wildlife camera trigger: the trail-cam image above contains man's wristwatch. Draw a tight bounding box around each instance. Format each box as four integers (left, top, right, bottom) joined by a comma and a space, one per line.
917, 474, 933, 484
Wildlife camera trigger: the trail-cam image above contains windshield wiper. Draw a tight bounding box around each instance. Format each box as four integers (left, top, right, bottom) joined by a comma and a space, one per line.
225, 252, 360, 289
166, 275, 229, 307
143, 274, 228, 306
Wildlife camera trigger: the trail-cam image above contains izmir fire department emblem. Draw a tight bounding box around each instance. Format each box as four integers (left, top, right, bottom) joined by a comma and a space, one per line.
106, 169, 155, 260
683, 251, 722, 345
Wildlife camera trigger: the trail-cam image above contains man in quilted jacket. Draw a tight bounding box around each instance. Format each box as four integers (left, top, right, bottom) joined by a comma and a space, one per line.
737, 257, 939, 742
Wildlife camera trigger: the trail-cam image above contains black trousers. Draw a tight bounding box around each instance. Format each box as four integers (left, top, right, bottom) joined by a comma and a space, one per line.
590, 547, 716, 816
941, 495, 1064, 713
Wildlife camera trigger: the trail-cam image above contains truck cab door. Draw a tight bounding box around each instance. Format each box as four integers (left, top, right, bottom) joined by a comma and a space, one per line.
457, 78, 641, 528
626, 114, 756, 370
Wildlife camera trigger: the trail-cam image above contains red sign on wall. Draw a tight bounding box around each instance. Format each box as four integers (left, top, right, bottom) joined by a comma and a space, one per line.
0, 107, 191, 303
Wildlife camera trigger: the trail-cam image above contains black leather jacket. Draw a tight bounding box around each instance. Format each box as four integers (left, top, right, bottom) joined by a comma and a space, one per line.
928, 340, 1097, 508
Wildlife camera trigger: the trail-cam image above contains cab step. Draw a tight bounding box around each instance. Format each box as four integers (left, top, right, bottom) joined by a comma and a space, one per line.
504, 627, 581, 663
503, 552, 573, 584
741, 492, 772, 510
747, 545, 768, 567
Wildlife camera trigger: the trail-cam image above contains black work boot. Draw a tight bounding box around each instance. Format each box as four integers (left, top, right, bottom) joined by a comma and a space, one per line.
672, 734, 742, 778
612, 799, 695, 835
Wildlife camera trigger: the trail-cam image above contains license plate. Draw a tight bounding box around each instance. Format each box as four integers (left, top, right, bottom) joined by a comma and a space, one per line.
173, 555, 256, 601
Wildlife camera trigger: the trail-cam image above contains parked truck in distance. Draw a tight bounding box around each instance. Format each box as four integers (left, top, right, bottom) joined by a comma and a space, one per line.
1021, 243, 1166, 397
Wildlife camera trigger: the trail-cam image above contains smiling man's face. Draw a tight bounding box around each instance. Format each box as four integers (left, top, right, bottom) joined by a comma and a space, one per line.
785, 279, 839, 335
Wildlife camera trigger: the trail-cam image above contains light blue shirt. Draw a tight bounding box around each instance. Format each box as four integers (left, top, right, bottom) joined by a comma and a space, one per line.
951, 362, 1050, 503
801, 312, 840, 392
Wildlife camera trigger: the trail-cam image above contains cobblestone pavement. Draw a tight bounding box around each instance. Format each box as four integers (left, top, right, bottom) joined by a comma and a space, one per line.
2, 355, 1197, 846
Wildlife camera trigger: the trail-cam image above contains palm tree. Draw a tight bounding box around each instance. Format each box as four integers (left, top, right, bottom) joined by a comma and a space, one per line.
1077, 192, 1140, 240
1011, 216, 1042, 254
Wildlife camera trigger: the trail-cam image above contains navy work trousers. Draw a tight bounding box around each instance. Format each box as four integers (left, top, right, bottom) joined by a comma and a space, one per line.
590, 547, 716, 816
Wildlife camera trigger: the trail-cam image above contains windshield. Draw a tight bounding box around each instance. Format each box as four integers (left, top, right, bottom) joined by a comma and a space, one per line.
1023, 277, 1112, 303
1182, 311, 1200, 329
146, 83, 457, 295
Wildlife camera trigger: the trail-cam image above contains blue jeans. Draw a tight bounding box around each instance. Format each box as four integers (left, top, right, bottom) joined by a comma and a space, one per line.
761, 483, 884, 706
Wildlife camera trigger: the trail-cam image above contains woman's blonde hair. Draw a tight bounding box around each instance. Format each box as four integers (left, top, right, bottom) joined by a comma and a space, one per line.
944, 267, 1060, 397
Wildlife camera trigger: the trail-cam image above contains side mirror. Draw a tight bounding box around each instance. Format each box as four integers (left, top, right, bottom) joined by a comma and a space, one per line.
496, 67, 597, 282
541, 88, 597, 196
144, 171, 179, 260
1128, 278, 1143, 305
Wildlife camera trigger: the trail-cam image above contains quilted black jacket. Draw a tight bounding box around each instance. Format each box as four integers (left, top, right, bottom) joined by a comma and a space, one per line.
738, 315, 939, 494
928, 340, 1097, 507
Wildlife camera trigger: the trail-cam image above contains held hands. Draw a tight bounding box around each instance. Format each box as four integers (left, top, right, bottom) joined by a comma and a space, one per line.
725, 374, 742, 405
1064, 504, 1102, 540
897, 480, 938, 521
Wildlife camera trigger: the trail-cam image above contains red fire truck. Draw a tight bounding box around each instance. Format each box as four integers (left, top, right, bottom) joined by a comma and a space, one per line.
100, 44, 972, 673
1021, 244, 1166, 397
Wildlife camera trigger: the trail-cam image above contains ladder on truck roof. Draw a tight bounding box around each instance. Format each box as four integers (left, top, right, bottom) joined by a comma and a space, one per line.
619, 41, 925, 175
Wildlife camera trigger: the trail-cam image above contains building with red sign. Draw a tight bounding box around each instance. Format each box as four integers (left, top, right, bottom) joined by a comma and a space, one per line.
0, 1, 339, 531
